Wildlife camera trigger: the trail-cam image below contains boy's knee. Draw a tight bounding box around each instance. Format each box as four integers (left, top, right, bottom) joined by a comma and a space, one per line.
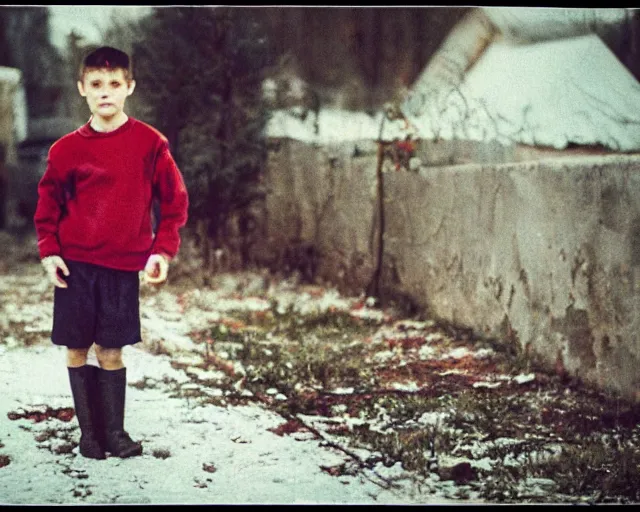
94, 345, 124, 370
67, 348, 90, 367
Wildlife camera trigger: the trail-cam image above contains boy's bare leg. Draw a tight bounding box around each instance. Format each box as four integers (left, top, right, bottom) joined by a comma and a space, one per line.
67, 348, 90, 368
94, 346, 124, 370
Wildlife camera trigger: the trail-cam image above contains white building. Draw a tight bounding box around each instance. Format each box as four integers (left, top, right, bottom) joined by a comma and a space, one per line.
401, 7, 640, 155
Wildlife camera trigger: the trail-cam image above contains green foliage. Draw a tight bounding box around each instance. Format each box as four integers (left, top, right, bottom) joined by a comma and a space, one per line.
0, 14, 9, 68
131, 7, 272, 244
237, 326, 376, 394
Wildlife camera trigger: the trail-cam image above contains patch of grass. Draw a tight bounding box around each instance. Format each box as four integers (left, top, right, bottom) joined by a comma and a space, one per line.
466, 424, 640, 504
373, 394, 447, 423
447, 391, 539, 440
6, 321, 45, 347
158, 271, 640, 504
7, 406, 74, 423
481, 463, 522, 503
34, 429, 59, 443
223, 301, 382, 342
209, 323, 247, 344
348, 424, 432, 475
238, 334, 376, 399
151, 448, 172, 459
55, 443, 75, 455
533, 439, 640, 503
147, 339, 172, 356
129, 377, 159, 390
268, 303, 381, 342
229, 309, 276, 330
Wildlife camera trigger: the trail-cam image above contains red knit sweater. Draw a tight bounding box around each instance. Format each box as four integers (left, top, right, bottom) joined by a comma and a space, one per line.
34, 117, 189, 271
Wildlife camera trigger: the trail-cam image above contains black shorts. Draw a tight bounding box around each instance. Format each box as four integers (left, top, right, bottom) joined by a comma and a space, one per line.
52, 260, 142, 349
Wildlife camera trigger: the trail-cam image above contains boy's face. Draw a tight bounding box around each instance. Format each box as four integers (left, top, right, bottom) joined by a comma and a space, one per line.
77, 68, 136, 121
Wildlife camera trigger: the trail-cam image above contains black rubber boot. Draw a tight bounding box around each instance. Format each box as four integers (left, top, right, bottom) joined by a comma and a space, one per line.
96, 367, 143, 458
85, 365, 107, 451
68, 365, 106, 460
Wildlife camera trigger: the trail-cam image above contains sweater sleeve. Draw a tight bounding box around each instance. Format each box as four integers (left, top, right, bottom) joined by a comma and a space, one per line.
33, 158, 63, 259
151, 143, 189, 258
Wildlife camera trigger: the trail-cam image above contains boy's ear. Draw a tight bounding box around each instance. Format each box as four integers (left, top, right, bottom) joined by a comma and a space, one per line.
127, 80, 136, 96
77, 80, 87, 97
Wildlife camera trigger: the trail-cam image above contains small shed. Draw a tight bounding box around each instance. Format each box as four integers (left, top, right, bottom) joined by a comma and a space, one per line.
400, 7, 640, 164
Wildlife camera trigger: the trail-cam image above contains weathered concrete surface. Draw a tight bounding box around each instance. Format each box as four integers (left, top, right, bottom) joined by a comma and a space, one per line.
384, 156, 640, 402
256, 139, 640, 402
259, 139, 379, 291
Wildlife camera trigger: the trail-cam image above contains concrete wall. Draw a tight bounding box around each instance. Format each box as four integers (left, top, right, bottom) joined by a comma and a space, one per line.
259, 139, 379, 290
256, 138, 640, 402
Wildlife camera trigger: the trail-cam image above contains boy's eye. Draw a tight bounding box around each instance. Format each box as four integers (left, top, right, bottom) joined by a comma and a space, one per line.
90, 81, 102, 88
110, 82, 122, 88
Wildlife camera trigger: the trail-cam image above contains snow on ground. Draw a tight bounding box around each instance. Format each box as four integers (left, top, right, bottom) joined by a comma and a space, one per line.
0, 344, 456, 505
3, 236, 639, 505
0, 262, 470, 505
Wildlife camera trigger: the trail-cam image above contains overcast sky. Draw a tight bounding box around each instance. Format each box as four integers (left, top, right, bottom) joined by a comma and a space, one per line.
47, 6, 153, 54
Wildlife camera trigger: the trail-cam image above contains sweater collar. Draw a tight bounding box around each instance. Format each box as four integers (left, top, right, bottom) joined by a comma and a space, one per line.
77, 116, 135, 138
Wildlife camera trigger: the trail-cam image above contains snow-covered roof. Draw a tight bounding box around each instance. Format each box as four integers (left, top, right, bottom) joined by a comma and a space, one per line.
265, 107, 409, 145
264, 9, 640, 153
402, 33, 640, 152
482, 7, 630, 45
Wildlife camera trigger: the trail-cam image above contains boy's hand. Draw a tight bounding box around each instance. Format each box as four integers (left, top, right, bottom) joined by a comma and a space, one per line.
144, 253, 170, 284
41, 256, 70, 288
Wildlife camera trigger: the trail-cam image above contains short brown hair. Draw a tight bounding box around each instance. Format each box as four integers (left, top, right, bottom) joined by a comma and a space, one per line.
78, 46, 133, 81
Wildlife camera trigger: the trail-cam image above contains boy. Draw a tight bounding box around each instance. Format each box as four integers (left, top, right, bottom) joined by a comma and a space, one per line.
34, 46, 189, 459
